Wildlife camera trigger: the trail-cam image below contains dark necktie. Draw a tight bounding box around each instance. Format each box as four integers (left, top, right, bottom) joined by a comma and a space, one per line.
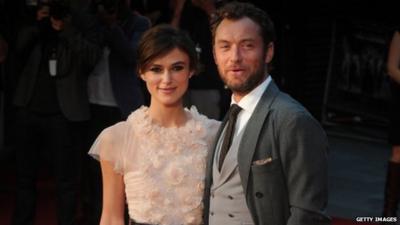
219, 104, 242, 170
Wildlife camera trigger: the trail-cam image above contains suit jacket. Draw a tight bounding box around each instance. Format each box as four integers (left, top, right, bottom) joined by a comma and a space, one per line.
204, 80, 331, 225
13, 23, 101, 121
105, 13, 150, 118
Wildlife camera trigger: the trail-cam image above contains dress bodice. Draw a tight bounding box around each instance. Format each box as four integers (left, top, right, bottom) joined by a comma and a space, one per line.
89, 106, 220, 225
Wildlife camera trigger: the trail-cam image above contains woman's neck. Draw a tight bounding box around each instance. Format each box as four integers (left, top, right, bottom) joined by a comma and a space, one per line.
147, 103, 187, 128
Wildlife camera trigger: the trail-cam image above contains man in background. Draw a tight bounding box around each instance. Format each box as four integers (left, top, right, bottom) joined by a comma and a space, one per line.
82, 1, 150, 224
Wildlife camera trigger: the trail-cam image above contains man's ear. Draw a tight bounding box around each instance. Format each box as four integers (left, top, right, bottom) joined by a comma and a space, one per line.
264, 42, 274, 64
212, 46, 217, 65
189, 71, 194, 78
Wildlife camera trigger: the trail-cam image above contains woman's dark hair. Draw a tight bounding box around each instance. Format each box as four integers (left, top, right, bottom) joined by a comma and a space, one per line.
210, 1, 276, 49
137, 24, 199, 75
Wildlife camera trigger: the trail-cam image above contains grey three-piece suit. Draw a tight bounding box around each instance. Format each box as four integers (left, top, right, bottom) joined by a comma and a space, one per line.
204, 80, 331, 225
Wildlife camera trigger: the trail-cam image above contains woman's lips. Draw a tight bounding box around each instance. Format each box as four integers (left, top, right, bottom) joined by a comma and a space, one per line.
158, 87, 176, 94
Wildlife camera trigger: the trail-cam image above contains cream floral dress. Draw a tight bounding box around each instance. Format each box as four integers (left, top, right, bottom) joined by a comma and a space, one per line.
89, 106, 220, 225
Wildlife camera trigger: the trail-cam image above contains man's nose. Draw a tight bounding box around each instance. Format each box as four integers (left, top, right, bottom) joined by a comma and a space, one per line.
229, 45, 242, 63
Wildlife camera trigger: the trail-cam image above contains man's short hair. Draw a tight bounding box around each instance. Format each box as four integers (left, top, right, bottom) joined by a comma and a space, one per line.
211, 1, 276, 49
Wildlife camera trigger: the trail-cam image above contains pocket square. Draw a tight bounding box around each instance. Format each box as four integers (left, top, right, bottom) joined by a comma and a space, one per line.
252, 157, 272, 166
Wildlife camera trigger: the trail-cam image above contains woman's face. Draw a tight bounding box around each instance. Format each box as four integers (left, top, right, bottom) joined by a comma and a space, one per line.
141, 48, 193, 108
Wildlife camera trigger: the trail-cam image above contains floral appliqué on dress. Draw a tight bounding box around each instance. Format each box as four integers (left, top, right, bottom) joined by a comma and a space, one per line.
89, 106, 220, 225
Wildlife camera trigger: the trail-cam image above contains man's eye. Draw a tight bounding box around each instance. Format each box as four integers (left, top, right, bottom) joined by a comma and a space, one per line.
218, 43, 229, 49
243, 43, 254, 49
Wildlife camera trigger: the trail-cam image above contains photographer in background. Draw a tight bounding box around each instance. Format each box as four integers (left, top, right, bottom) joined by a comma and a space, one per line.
81, 0, 150, 225
383, 28, 400, 220
169, 0, 228, 120
11, 1, 101, 225
0, 34, 7, 152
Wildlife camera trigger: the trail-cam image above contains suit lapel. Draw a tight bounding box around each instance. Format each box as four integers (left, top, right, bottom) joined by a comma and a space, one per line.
204, 112, 229, 215
205, 113, 229, 181
237, 81, 280, 195
216, 146, 238, 186
212, 126, 245, 189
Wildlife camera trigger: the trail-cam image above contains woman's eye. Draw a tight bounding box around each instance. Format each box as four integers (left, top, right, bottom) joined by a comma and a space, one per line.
172, 65, 184, 71
150, 67, 162, 73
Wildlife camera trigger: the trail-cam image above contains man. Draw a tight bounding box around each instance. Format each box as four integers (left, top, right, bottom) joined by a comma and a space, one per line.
0, 34, 7, 63
169, 0, 227, 120
82, 0, 150, 224
0, 34, 6, 151
203, 2, 331, 225
12, 2, 101, 225
89, 0, 150, 119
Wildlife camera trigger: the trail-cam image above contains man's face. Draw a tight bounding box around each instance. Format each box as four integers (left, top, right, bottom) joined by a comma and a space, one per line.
213, 17, 273, 100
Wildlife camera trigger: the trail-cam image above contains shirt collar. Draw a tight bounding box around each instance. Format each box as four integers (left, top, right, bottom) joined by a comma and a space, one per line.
231, 75, 272, 113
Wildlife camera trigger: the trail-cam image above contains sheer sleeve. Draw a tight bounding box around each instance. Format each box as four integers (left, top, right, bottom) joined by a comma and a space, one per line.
188, 106, 221, 147
88, 122, 130, 174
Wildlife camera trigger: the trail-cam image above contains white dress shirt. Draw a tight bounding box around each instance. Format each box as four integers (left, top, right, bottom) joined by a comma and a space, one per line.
231, 75, 272, 137
87, 47, 117, 106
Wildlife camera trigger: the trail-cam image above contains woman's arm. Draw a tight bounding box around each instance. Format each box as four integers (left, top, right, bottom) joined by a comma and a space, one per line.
99, 159, 126, 225
387, 31, 400, 84
170, 0, 186, 28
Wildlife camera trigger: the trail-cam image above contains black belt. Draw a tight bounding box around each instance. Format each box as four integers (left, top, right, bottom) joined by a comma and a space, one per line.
129, 219, 184, 225
129, 220, 156, 225
131, 223, 154, 225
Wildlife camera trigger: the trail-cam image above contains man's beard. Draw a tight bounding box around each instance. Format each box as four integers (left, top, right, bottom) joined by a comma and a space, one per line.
223, 63, 267, 95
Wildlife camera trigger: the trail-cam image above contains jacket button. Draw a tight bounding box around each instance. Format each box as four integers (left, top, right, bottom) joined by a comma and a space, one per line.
210, 211, 214, 216
255, 192, 264, 198
228, 195, 234, 200
228, 213, 234, 218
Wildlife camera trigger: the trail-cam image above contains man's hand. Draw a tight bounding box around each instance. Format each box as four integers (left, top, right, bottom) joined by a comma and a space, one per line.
97, 6, 118, 27
36, 5, 50, 21
50, 16, 66, 31
191, 0, 216, 16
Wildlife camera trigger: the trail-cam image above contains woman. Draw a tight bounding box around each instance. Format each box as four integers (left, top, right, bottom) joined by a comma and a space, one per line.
383, 28, 400, 217
89, 25, 220, 225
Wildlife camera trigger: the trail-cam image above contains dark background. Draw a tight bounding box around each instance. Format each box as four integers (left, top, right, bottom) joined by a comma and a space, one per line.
0, 0, 397, 223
